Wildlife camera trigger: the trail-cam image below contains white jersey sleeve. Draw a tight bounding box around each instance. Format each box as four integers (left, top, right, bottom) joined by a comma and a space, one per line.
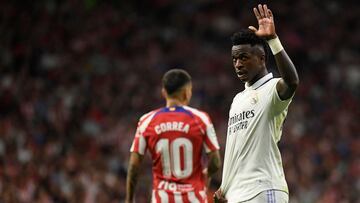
270, 78, 294, 116
270, 78, 294, 142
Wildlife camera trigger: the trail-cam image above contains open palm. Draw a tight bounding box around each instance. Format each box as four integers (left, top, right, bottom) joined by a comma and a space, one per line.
248, 4, 277, 39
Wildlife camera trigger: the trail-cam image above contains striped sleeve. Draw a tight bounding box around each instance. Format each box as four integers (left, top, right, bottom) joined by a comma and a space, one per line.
130, 111, 156, 155
184, 106, 220, 153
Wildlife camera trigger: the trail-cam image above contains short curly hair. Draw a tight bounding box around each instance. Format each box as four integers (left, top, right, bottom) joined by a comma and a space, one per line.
231, 29, 269, 61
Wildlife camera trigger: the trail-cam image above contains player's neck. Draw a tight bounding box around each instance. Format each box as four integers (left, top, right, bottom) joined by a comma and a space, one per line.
166, 98, 187, 107
248, 68, 268, 86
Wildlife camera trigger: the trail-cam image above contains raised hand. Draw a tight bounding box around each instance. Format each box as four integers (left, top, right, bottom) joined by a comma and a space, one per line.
248, 4, 277, 39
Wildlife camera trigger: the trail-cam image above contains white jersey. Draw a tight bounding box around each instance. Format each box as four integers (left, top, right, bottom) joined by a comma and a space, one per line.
220, 73, 293, 203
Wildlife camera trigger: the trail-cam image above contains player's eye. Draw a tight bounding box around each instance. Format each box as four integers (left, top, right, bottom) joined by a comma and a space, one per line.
240, 55, 248, 61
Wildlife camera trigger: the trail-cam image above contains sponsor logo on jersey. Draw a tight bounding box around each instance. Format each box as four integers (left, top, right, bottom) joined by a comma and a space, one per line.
158, 180, 193, 192
228, 110, 255, 134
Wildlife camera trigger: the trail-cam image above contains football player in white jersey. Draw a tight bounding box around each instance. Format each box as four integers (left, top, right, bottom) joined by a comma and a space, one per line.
214, 4, 299, 203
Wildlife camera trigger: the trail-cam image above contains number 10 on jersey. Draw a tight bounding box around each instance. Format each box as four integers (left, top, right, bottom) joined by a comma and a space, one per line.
155, 138, 193, 179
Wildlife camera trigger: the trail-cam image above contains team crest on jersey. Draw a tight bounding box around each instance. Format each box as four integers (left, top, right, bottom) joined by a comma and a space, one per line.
250, 92, 258, 104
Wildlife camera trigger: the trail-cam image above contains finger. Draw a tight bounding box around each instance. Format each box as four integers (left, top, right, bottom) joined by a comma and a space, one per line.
258, 4, 265, 17
268, 9, 274, 20
248, 26, 257, 32
214, 193, 220, 203
253, 7, 261, 20
263, 4, 269, 18
219, 197, 227, 203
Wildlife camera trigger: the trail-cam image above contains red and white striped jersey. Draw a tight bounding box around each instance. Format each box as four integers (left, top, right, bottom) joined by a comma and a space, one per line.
131, 106, 220, 203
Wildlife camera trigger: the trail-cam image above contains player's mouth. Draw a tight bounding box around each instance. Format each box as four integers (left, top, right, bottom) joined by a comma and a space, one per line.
236, 70, 248, 80
238, 74, 248, 81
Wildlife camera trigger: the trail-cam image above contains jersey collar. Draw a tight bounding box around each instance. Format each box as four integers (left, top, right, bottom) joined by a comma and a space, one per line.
245, 73, 273, 90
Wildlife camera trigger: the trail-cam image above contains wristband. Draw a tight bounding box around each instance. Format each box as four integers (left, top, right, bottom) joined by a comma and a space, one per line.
267, 37, 284, 55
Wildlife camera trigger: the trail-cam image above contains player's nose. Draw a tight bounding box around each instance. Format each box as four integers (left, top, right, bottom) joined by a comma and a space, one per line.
234, 59, 243, 68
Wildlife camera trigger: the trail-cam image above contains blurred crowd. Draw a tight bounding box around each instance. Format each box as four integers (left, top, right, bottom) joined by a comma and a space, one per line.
0, 0, 359, 202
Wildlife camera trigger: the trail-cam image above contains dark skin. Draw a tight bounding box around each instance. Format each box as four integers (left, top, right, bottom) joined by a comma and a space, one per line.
232, 44, 268, 85
232, 4, 299, 100
126, 152, 143, 203
214, 4, 299, 203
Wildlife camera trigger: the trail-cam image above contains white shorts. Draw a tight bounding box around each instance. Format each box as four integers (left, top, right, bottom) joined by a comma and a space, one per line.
239, 190, 288, 203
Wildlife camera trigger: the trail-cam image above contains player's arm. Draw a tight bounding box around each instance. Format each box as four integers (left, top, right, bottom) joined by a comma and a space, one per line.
204, 150, 221, 187
214, 189, 227, 203
207, 150, 221, 177
249, 4, 299, 100
125, 152, 144, 203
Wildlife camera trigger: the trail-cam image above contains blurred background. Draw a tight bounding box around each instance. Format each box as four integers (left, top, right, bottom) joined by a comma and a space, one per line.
0, 0, 359, 202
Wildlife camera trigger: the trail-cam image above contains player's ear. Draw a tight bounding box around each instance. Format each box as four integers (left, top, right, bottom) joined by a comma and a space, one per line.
260, 53, 266, 63
185, 83, 192, 103
161, 87, 167, 99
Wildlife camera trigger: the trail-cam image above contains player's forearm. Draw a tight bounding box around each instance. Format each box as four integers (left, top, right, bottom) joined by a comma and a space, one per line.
207, 151, 221, 177
207, 159, 220, 177
269, 37, 299, 89
126, 163, 140, 202
274, 50, 299, 88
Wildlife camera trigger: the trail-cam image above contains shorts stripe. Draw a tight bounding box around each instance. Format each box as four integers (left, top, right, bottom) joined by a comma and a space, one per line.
267, 190, 274, 203
273, 190, 276, 203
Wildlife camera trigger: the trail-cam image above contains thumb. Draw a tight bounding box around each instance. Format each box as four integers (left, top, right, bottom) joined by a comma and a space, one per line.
248, 26, 257, 32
